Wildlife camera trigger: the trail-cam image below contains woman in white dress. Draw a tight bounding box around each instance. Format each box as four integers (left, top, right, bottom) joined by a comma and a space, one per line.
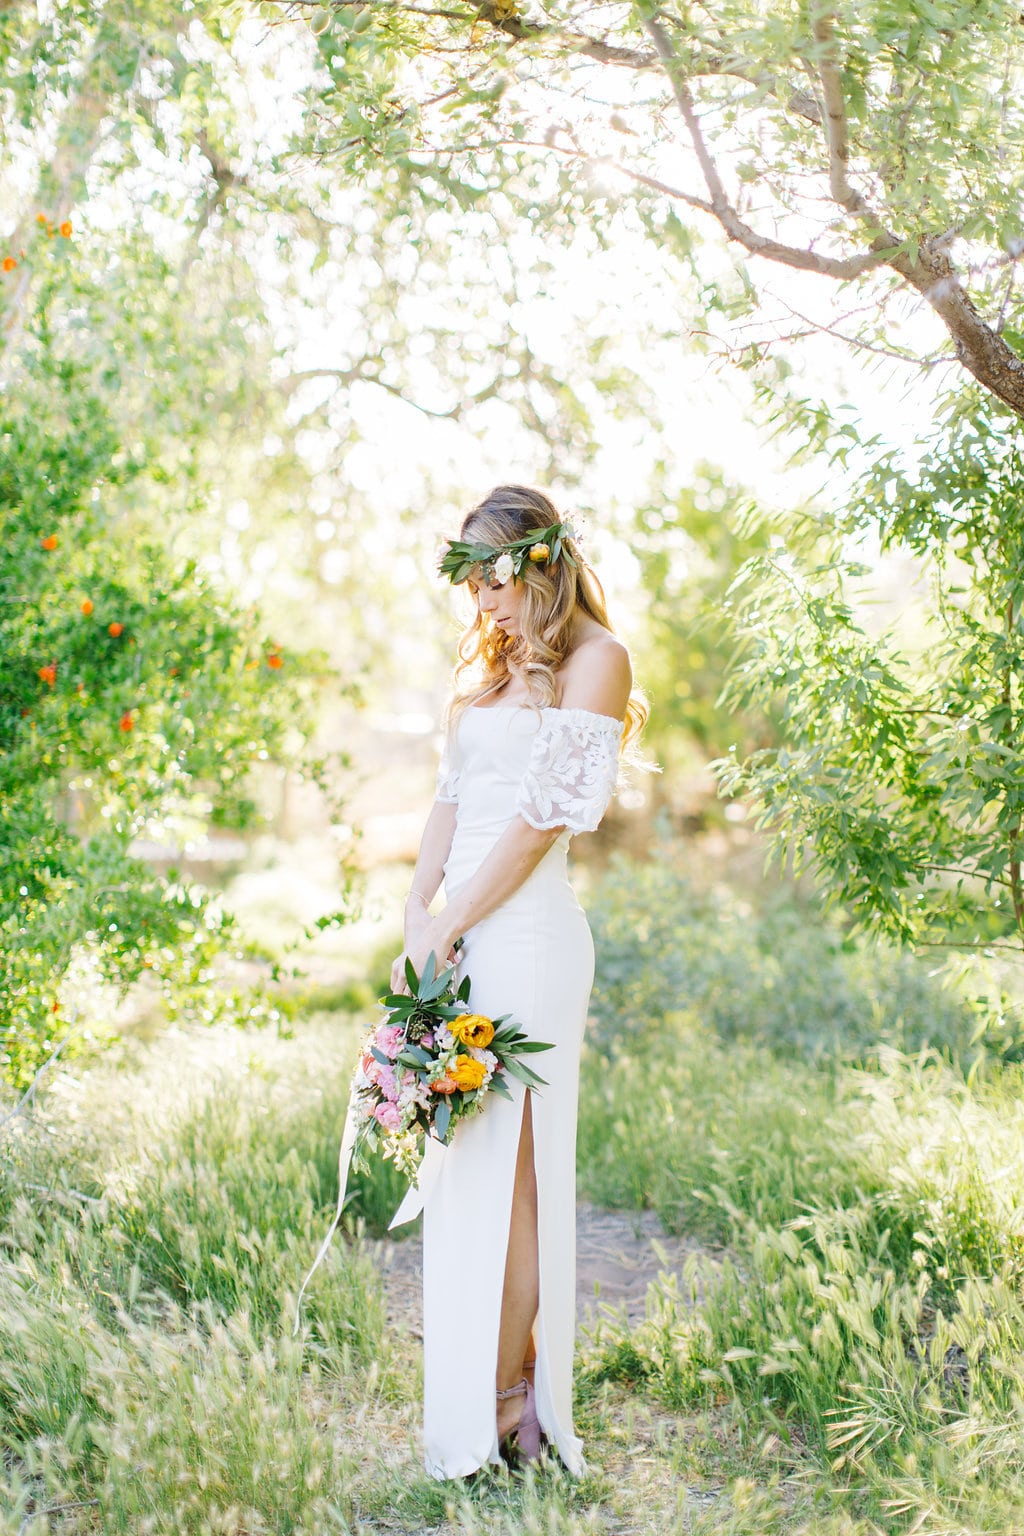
388, 485, 648, 1481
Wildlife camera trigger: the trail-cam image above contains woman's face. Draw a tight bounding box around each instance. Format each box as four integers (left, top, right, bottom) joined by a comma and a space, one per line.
466, 566, 528, 638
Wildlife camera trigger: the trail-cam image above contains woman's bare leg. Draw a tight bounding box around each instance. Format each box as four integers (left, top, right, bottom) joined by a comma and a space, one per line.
496, 1091, 539, 1440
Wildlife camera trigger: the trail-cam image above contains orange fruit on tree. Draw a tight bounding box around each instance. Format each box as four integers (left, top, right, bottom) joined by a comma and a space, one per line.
119, 711, 133, 731
108, 621, 123, 637
59, 220, 72, 237
267, 652, 283, 669
81, 598, 94, 616
41, 533, 58, 550
1, 256, 16, 273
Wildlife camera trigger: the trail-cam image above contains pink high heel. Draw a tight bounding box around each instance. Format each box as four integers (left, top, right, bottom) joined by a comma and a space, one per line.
516, 1378, 542, 1461
496, 1377, 528, 1466
496, 1376, 544, 1466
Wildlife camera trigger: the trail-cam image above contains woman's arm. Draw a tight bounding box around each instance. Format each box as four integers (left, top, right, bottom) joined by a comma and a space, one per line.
401, 799, 457, 947
418, 818, 566, 966
394, 803, 551, 994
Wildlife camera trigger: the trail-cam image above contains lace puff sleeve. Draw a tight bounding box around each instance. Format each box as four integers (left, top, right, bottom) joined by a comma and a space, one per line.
435, 734, 461, 804
516, 707, 624, 833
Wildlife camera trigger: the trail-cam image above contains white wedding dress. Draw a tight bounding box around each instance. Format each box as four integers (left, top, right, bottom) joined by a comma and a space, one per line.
387, 702, 623, 1481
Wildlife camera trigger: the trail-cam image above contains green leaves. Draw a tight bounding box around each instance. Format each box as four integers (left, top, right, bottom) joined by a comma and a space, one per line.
499, 1055, 552, 1088
437, 521, 578, 585
0, 352, 317, 1086
396, 950, 460, 1006
716, 393, 1024, 951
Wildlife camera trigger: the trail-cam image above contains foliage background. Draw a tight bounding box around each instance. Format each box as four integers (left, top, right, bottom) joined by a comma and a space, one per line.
4, 4, 1024, 1532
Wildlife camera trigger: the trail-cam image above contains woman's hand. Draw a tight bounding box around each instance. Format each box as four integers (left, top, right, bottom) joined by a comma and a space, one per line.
389, 918, 459, 995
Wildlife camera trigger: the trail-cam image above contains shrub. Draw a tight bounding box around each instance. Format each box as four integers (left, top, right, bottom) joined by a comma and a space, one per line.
587, 851, 980, 1065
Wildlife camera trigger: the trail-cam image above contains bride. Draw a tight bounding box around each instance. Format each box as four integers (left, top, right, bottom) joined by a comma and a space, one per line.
389, 483, 648, 1480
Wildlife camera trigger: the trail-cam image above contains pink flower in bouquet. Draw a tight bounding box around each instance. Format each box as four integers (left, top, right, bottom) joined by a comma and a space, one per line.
373, 1100, 402, 1132
368, 1059, 398, 1099
375, 1023, 405, 1059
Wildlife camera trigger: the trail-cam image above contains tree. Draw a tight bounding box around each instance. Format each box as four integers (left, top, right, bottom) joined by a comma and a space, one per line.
272, 0, 1024, 417
0, 339, 323, 1087
716, 385, 1024, 953
270, 0, 1024, 953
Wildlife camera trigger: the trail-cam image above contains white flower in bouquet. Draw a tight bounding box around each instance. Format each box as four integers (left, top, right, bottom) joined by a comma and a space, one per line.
470, 1046, 499, 1087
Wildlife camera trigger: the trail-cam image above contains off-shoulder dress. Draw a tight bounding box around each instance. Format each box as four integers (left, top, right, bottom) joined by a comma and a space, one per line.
388, 702, 623, 1480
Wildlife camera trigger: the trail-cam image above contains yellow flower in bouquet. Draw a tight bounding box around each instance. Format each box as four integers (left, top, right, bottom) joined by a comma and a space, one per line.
450, 1012, 495, 1048
450, 1053, 488, 1091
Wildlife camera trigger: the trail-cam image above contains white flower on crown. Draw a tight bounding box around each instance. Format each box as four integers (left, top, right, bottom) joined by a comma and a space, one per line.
494, 551, 515, 584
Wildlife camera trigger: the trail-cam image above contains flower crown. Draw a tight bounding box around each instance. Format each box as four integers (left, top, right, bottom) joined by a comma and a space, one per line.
438, 520, 579, 586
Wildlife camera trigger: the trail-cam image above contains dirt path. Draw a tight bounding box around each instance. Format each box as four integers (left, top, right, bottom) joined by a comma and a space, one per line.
366, 1200, 708, 1339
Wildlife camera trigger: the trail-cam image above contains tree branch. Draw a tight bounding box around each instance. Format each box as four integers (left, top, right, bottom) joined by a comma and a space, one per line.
642, 15, 884, 281
289, 0, 660, 68
176, 127, 243, 277
280, 363, 501, 420
766, 297, 949, 368
0, 1013, 81, 1133
656, 14, 823, 126
498, 135, 714, 217
911, 939, 1024, 953
644, 9, 1024, 416
920, 862, 1013, 891
905, 245, 1024, 415
811, 7, 880, 222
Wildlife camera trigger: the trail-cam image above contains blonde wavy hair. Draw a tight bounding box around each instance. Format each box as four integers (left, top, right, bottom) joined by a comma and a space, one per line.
443, 484, 649, 754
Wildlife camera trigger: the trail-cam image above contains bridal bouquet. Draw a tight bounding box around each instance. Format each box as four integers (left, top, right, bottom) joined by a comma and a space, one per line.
292, 951, 553, 1334
350, 951, 554, 1181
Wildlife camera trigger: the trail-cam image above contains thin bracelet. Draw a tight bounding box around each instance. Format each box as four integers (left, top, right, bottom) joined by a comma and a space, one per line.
407, 889, 432, 904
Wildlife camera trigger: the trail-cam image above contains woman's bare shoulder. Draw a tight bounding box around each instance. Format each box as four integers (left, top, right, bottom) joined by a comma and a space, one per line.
556, 628, 632, 718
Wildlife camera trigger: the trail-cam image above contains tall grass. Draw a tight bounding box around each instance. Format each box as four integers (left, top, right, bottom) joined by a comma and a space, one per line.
5, 851, 1024, 1533
579, 852, 1024, 1532
0, 1016, 411, 1533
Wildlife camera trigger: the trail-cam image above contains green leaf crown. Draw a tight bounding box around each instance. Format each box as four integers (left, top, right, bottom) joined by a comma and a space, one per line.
438, 520, 579, 585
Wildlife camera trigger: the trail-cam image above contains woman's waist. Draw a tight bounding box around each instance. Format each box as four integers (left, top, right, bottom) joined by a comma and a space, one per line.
443, 825, 577, 903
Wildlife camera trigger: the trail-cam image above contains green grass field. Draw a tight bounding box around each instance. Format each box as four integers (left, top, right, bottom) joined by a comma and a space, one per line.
4, 850, 1024, 1534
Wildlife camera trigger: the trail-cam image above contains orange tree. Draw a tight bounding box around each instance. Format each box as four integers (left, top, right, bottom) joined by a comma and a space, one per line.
0, 344, 321, 1090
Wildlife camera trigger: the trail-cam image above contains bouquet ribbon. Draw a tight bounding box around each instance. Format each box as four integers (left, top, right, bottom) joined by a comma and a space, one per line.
290, 1087, 444, 1337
